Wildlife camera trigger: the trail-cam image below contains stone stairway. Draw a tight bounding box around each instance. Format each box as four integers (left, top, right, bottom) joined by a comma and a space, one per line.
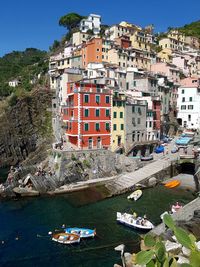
105, 154, 179, 195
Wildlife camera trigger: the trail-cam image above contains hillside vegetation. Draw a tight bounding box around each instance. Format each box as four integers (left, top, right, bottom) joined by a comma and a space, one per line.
0, 48, 48, 97
178, 20, 200, 38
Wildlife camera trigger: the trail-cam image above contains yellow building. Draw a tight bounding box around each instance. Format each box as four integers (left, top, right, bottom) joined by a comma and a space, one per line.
167, 30, 185, 43
111, 92, 126, 152
158, 48, 172, 63
130, 31, 151, 51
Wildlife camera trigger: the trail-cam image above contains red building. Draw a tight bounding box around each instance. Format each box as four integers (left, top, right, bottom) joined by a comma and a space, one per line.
62, 81, 112, 149
152, 97, 161, 130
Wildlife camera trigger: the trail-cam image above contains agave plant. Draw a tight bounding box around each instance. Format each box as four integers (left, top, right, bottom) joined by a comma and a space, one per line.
131, 214, 200, 267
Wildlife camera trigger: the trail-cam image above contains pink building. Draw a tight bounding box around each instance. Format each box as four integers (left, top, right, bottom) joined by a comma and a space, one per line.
150, 62, 181, 83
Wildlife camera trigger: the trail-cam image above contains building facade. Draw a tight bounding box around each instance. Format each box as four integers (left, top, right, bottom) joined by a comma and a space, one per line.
62, 81, 112, 149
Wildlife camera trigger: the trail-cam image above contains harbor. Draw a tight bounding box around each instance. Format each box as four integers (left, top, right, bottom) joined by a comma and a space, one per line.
0, 167, 195, 267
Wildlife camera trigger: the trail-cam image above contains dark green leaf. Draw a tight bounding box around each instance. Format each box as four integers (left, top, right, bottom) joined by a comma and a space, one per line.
144, 234, 156, 247
163, 214, 175, 230
190, 250, 200, 267
136, 250, 154, 265
155, 241, 166, 262
174, 227, 193, 249
146, 259, 155, 267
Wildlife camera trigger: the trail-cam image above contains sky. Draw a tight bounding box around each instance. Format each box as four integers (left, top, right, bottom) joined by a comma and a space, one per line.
0, 0, 200, 57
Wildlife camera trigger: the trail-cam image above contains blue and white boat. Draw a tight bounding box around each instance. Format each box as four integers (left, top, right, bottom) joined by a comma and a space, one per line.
65, 228, 96, 238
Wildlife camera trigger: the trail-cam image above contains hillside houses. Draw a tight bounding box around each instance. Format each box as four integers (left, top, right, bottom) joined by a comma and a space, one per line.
49, 14, 200, 153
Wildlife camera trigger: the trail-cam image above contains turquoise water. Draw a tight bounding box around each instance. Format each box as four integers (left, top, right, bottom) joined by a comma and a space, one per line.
0, 183, 195, 267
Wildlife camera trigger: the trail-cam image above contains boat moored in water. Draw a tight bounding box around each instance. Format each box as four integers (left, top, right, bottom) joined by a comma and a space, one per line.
127, 189, 142, 201
52, 232, 80, 244
65, 228, 96, 238
116, 212, 154, 231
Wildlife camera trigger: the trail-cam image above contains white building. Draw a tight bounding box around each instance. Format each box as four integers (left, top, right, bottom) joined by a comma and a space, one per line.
79, 14, 101, 34
8, 79, 21, 87
177, 77, 200, 130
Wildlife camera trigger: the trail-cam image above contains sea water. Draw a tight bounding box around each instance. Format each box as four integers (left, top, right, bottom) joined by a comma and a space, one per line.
0, 181, 195, 267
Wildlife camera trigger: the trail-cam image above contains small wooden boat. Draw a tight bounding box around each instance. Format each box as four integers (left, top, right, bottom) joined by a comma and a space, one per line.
127, 189, 142, 201
164, 180, 180, 188
52, 232, 80, 245
65, 228, 96, 238
116, 212, 154, 231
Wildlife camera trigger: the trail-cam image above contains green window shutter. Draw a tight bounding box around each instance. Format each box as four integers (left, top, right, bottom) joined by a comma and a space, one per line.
121, 124, 124, 130
84, 95, 89, 103
96, 123, 100, 131
113, 124, 117, 131
84, 109, 89, 117
84, 123, 89, 131
106, 96, 110, 103
114, 112, 117, 118
105, 123, 110, 131
106, 109, 110, 117
96, 109, 100, 117
120, 112, 123, 118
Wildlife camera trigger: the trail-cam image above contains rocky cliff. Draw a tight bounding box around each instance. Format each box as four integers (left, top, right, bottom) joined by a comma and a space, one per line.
0, 89, 53, 167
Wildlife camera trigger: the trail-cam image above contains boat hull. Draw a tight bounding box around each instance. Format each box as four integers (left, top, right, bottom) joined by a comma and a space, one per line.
52, 233, 80, 245
116, 212, 154, 231
65, 228, 96, 238
127, 190, 142, 201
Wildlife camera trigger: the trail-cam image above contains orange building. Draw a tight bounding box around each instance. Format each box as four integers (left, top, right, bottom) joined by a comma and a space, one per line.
82, 37, 103, 68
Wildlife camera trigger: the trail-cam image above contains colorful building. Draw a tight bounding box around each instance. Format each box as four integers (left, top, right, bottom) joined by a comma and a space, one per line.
111, 92, 126, 151
82, 37, 103, 68
62, 81, 112, 149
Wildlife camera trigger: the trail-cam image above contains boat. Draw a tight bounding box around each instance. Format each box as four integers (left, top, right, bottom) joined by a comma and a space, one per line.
52, 232, 80, 244
65, 228, 96, 238
171, 202, 183, 213
127, 189, 142, 201
116, 212, 154, 231
140, 155, 153, 161
164, 180, 180, 188
155, 146, 164, 154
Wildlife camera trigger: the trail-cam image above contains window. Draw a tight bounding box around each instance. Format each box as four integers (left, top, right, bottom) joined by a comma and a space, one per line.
106, 109, 110, 117
84, 123, 89, 131
188, 115, 191, 121
113, 124, 117, 131
96, 123, 100, 131
189, 97, 193, 102
96, 95, 100, 103
84, 109, 89, 117
137, 118, 141, 124
120, 112, 123, 118
105, 96, 110, 103
96, 109, 100, 117
84, 94, 89, 103
182, 89, 185, 94
132, 106, 135, 113
182, 97, 185, 102
149, 121, 152, 127
113, 111, 117, 118
105, 123, 110, 131
121, 124, 124, 130
97, 48, 100, 52
138, 107, 141, 114
188, 105, 194, 110
181, 105, 186, 110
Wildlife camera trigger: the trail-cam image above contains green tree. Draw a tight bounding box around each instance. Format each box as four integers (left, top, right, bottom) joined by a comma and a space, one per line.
59, 13, 85, 32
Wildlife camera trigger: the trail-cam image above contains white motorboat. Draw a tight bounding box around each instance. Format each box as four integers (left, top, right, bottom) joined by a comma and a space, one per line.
171, 202, 182, 213
127, 189, 142, 201
116, 212, 154, 231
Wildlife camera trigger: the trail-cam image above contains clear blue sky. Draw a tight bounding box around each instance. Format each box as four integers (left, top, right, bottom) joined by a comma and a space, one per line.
0, 0, 200, 57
